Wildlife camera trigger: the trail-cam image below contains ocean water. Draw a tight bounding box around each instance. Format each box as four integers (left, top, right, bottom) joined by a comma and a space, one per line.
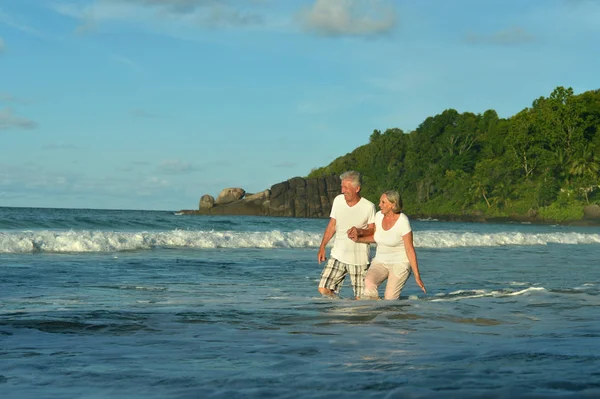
1, 207, 600, 399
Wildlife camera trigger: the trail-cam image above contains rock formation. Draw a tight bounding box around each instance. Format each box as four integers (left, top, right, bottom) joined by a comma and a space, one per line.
199, 194, 215, 210
183, 175, 341, 218
583, 204, 600, 220
215, 188, 246, 205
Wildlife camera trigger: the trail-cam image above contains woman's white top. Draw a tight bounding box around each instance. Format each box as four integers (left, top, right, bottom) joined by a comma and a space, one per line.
329, 194, 376, 265
372, 211, 412, 265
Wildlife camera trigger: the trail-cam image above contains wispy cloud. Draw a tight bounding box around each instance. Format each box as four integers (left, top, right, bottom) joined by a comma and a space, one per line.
205, 160, 232, 168
296, 86, 375, 115
561, 0, 600, 30
131, 109, 159, 118
111, 54, 142, 71
195, 4, 264, 28
297, 0, 397, 37
0, 161, 175, 207
564, 0, 596, 7
0, 9, 47, 38
364, 65, 445, 94
42, 143, 79, 150
466, 26, 534, 45
273, 161, 296, 168
0, 162, 68, 190
156, 159, 200, 175
143, 176, 170, 188
0, 108, 37, 131
117, 160, 152, 172
0, 93, 31, 105
52, 0, 266, 31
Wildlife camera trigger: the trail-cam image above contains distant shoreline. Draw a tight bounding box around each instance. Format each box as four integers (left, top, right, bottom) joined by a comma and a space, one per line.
177, 209, 600, 226
410, 213, 600, 227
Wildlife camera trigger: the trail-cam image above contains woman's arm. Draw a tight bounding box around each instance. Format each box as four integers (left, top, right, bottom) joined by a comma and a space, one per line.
353, 233, 376, 244
402, 231, 426, 293
348, 223, 376, 243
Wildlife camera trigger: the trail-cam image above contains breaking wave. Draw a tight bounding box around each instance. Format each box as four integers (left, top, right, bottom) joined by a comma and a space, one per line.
1, 230, 599, 254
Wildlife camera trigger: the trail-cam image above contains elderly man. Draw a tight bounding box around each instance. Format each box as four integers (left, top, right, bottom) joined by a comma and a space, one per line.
317, 171, 376, 299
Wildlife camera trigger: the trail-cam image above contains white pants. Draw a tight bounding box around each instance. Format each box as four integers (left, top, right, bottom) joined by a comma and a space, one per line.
363, 261, 411, 300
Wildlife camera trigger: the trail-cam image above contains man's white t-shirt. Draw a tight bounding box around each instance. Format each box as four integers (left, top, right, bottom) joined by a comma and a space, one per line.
329, 194, 376, 265
372, 211, 412, 265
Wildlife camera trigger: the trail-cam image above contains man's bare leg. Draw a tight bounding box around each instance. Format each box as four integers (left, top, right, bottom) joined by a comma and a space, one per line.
318, 287, 336, 297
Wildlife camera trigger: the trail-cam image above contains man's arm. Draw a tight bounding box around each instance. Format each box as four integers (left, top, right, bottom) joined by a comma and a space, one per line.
317, 218, 336, 263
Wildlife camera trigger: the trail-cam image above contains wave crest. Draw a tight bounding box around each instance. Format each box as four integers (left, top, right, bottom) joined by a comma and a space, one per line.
0, 230, 322, 254
0, 230, 599, 254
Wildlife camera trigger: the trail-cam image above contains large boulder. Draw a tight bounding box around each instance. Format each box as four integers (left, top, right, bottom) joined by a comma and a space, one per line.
268, 175, 340, 218
199, 194, 215, 210
215, 188, 246, 205
243, 190, 270, 202
583, 204, 600, 220
189, 175, 341, 218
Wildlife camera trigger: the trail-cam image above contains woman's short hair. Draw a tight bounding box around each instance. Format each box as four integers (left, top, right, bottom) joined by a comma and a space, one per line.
383, 190, 403, 213
339, 171, 362, 188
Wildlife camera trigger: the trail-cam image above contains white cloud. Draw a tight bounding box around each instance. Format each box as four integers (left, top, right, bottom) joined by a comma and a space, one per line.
298, 0, 397, 37
0, 108, 37, 130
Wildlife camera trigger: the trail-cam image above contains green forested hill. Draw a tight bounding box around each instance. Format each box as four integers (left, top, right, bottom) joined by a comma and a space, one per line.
308, 87, 600, 222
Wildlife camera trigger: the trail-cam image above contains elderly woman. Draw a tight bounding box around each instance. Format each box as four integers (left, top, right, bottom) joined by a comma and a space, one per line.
349, 190, 426, 299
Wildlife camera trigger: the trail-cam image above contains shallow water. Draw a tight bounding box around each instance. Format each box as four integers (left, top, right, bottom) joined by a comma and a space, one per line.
1, 208, 599, 398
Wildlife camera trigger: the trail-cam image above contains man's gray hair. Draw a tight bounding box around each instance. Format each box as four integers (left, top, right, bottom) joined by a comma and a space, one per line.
340, 171, 362, 187
383, 190, 403, 213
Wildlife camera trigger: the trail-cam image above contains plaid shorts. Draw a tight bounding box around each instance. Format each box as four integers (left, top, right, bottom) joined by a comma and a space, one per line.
318, 258, 368, 298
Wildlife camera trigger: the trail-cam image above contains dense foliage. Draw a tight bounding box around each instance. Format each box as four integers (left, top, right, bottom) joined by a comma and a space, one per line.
308, 87, 600, 221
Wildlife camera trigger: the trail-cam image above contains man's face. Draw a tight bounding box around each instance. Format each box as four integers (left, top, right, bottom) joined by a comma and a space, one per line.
341, 179, 359, 202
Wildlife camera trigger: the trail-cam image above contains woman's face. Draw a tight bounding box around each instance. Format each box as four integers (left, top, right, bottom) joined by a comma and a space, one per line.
379, 194, 394, 214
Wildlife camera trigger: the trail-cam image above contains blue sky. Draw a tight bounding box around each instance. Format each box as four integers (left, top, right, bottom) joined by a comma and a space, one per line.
1, 0, 599, 210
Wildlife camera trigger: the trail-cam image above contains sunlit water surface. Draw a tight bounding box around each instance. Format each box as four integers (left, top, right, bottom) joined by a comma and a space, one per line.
1, 207, 599, 398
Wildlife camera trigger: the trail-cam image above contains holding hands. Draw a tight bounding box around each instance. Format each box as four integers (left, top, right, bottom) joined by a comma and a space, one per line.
347, 226, 359, 242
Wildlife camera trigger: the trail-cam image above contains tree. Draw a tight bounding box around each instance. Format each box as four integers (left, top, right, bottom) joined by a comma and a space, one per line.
507, 109, 540, 179
369, 129, 382, 143
570, 145, 600, 203
533, 86, 585, 157
470, 180, 491, 208
570, 145, 600, 177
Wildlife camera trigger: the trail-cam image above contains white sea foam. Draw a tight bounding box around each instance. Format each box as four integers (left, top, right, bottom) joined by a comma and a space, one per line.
414, 231, 600, 248
0, 229, 323, 254
430, 287, 547, 302
0, 229, 599, 254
